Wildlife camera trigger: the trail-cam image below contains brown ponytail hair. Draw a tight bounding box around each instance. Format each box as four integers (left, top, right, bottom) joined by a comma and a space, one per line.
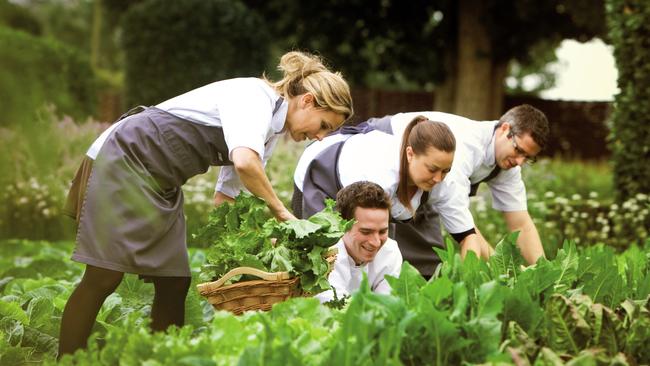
397, 116, 456, 210
265, 51, 353, 121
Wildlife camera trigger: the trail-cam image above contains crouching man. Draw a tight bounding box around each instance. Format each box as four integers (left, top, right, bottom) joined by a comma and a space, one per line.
316, 181, 403, 303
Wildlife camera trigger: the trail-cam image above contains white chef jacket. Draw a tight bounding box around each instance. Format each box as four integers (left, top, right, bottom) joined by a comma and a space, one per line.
316, 237, 402, 303
389, 112, 528, 212
294, 130, 474, 234
86, 78, 288, 198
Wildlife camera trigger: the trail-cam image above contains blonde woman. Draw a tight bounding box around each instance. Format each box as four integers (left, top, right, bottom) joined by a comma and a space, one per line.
59, 51, 353, 357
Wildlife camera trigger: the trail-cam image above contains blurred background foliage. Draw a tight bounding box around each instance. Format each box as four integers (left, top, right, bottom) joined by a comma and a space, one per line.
0, 0, 647, 253
121, 0, 271, 107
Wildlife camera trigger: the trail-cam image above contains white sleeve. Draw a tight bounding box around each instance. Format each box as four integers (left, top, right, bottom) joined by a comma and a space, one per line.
215, 132, 281, 199
338, 132, 400, 190
487, 167, 528, 211
217, 87, 273, 160
430, 179, 475, 234
215, 166, 245, 198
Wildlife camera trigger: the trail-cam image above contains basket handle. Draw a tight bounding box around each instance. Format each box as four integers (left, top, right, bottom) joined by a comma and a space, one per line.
208, 267, 291, 289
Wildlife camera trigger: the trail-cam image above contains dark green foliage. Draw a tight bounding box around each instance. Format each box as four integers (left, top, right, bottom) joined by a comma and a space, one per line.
485, 0, 606, 64
607, 0, 650, 201
0, 0, 42, 35
247, 0, 605, 91
121, 0, 271, 107
246, 0, 451, 89
0, 26, 96, 126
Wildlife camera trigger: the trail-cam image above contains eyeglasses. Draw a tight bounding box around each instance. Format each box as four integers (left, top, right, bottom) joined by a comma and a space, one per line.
507, 131, 537, 164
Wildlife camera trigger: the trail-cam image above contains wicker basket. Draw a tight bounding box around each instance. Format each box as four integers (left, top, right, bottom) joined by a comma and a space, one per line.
197, 248, 337, 315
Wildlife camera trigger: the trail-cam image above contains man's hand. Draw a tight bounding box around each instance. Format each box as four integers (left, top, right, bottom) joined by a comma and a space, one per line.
459, 233, 485, 260
502, 211, 545, 265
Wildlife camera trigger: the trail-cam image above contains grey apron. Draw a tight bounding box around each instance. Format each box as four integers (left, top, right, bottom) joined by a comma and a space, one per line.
292, 121, 376, 218
73, 100, 282, 277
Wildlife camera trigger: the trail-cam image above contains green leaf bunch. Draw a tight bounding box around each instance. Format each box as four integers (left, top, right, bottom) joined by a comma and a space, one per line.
198, 195, 351, 293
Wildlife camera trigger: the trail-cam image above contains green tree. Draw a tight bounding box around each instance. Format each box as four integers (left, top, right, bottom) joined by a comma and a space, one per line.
606, 0, 650, 202
245, 0, 451, 90
445, 0, 606, 118
121, 0, 271, 107
248, 0, 605, 119
0, 0, 42, 35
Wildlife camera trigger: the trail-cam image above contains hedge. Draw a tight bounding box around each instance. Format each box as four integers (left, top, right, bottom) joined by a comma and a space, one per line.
121, 0, 271, 107
0, 26, 96, 126
0, 0, 41, 36
606, 0, 650, 202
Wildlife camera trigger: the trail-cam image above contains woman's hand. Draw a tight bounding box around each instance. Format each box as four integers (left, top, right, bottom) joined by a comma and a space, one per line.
230, 147, 294, 220
272, 207, 297, 221
213, 191, 234, 207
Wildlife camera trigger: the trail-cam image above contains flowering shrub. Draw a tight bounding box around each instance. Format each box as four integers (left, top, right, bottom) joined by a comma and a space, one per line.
183, 172, 220, 247
472, 190, 649, 257
0, 176, 73, 240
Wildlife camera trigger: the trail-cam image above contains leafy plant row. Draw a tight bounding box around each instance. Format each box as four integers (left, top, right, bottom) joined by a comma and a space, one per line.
1, 234, 648, 365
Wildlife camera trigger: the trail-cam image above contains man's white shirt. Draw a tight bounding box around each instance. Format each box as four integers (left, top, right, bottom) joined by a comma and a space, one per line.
315, 237, 402, 303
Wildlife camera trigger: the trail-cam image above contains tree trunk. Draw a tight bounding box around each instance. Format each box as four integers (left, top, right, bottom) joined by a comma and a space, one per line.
433, 44, 457, 113
440, 0, 508, 120
489, 61, 507, 119
91, 0, 103, 70
453, 0, 494, 119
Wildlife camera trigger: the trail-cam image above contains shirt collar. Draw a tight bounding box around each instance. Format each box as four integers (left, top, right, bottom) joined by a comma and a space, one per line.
271, 97, 289, 134
341, 239, 368, 268
485, 121, 498, 167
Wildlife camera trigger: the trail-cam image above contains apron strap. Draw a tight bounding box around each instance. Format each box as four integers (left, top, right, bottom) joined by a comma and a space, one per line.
272, 97, 284, 115
469, 124, 502, 197
469, 165, 501, 197
301, 140, 347, 218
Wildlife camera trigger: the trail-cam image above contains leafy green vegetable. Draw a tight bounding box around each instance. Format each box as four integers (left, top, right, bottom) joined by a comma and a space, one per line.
197, 194, 351, 294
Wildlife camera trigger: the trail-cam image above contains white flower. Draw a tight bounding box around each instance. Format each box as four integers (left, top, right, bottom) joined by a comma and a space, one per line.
193, 193, 207, 203
18, 197, 28, 205
589, 191, 599, 199
544, 191, 555, 199
636, 193, 648, 201
571, 194, 582, 201
554, 197, 569, 205
42, 208, 51, 217
580, 212, 588, 219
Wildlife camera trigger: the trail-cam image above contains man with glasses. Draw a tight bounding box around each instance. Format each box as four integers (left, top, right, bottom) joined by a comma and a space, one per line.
366, 104, 549, 275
